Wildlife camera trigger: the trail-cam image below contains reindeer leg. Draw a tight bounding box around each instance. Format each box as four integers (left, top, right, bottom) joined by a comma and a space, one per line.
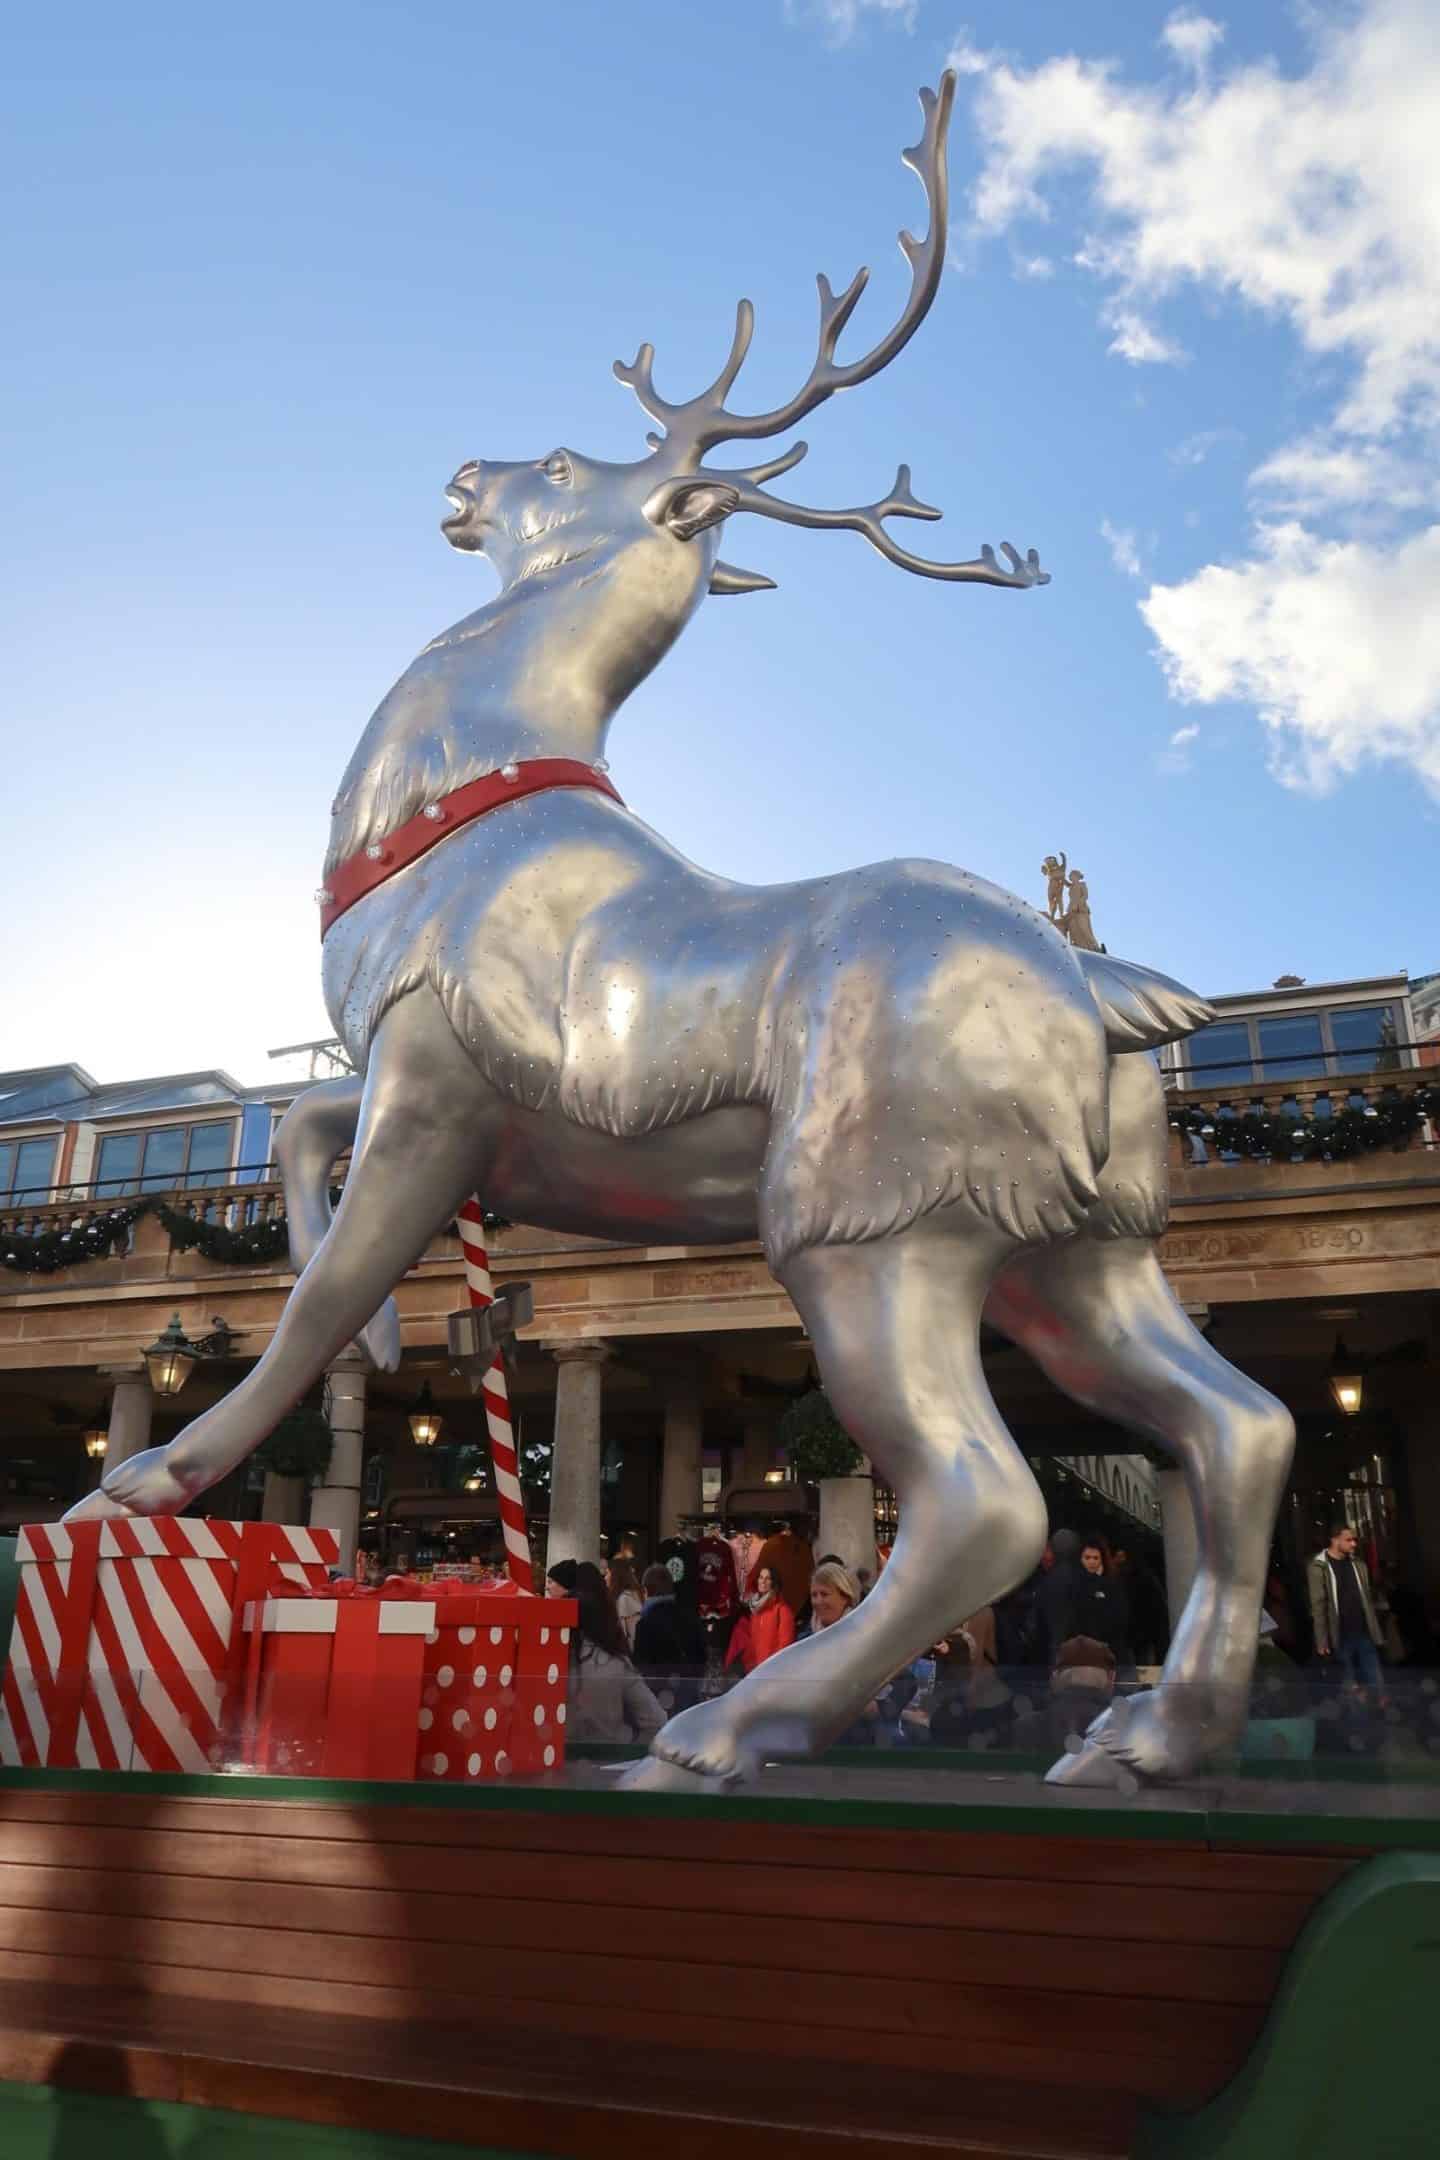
273, 1074, 402, 1373
623, 1223, 1046, 1790
65, 998, 487, 1523
986, 1236, 1294, 1785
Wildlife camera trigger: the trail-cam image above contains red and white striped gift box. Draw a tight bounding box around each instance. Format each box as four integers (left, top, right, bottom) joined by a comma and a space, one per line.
0, 1518, 337, 1774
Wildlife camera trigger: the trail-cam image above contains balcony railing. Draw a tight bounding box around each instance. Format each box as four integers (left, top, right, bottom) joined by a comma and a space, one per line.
0, 1163, 288, 1255
1168, 1064, 1438, 1169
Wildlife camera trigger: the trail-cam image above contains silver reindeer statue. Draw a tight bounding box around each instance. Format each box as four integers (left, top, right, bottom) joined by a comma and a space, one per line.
68, 74, 1293, 1793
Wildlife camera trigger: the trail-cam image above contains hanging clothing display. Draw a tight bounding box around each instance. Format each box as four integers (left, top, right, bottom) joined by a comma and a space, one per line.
728, 1528, 766, 1596
695, 1531, 740, 1622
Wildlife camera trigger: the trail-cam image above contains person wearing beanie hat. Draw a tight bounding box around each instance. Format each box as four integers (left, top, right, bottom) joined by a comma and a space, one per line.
1012, 1635, 1117, 1759
546, 1558, 578, 1597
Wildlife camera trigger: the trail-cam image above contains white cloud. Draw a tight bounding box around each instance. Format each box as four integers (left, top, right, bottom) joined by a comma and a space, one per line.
1100, 518, 1143, 577
1157, 719, 1202, 775
790, 0, 916, 45
1013, 252, 1055, 280
1161, 12, 1225, 74
957, 2, 1440, 794
947, 28, 989, 76
1141, 521, 1440, 795
1105, 308, 1185, 367
963, 1, 1440, 437
1248, 435, 1432, 514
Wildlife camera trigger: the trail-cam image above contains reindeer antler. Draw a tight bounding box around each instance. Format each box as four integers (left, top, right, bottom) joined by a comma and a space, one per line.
615, 73, 956, 465
718, 464, 1050, 589
616, 74, 1050, 596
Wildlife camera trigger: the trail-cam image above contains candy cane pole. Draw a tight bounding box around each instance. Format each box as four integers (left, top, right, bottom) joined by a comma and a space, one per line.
457, 1199, 534, 1591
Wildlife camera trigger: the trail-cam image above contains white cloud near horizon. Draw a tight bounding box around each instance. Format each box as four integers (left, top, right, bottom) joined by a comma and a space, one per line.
953, 1, 1440, 797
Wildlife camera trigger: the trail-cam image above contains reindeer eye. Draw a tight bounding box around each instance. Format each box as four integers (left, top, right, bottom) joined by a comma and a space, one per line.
542, 451, 573, 487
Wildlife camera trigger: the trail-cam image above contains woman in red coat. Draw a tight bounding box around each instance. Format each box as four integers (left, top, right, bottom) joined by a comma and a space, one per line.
724, 1565, 796, 1677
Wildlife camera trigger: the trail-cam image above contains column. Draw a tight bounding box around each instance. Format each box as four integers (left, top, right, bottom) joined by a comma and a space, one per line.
658, 1372, 704, 1539
818, 1476, 878, 1584
1159, 1467, 1200, 1631
99, 1369, 153, 1470
310, 1350, 367, 1572
545, 1341, 612, 1571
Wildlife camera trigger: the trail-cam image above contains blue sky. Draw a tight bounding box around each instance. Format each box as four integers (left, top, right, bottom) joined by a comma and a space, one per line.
5, 1, 1435, 1086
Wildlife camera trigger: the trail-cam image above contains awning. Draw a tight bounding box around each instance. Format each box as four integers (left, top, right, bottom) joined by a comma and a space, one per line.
384, 1491, 505, 1525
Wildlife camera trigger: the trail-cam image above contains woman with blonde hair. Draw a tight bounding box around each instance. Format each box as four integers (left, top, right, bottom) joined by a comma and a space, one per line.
807, 1560, 861, 1632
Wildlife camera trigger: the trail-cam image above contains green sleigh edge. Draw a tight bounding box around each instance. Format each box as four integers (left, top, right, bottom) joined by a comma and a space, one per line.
1137, 1848, 1440, 2159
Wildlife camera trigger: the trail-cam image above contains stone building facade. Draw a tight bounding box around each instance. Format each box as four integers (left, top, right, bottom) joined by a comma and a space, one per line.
2, 968, 1437, 1631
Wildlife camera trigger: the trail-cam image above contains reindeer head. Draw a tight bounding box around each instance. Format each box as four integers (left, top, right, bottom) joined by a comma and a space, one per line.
443, 73, 1047, 639
442, 447, 739, 593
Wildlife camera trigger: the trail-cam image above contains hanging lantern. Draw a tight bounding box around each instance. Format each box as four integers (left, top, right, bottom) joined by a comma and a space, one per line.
141, 1312, 236, 1397
143, 1313, 199, 1398
83, 1426, 109, 1461
408, 1382, 444, 1447
1328, 1338, 1365, 1418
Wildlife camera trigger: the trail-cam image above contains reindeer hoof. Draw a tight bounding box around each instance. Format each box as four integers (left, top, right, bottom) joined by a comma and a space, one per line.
61, 1487, 141, 1525
615, 1754, 719, 1795
72, 1446, 198, 1522
1044, 1738, 1141, 1795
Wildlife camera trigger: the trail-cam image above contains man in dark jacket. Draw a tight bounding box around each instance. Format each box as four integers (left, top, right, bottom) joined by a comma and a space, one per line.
1307, 1524, 1384, 1692
633, 1564, 706, 1715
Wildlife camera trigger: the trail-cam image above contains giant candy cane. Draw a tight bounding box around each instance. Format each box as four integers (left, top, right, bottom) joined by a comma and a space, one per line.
456, 1199, 534, 1591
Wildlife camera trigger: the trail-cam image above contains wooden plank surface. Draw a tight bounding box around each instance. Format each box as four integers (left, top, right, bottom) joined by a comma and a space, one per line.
0, 1816, 1323, 1948
0, 1860, 1286, 2003
0, 1783, 1363, 2152
0, 1983, 1140, 2157
0, 1784, 1354, 1890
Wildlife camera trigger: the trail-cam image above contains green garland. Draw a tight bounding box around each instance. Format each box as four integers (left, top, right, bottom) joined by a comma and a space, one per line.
1171, 1080, 1440, 1164
0, 1203, 148, 1276
156, 1199, 293, 1266
1, 1192, 511, 1277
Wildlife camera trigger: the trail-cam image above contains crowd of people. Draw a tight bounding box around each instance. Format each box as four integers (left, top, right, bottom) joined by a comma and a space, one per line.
391, 1506, 1421, 1764
531, 1499, 1437, 1767
540, 1517, 1173, 1755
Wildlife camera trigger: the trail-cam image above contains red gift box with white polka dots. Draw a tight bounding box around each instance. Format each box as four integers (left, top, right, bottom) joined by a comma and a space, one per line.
416, 1593, 577, 1783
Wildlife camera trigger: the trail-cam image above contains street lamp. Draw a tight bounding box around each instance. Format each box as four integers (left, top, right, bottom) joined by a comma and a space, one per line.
83, 1425, 109, 1462
408, 1382, 444, 1448
1328, 1338, 1365, 1418
142, 1312, 236, 1398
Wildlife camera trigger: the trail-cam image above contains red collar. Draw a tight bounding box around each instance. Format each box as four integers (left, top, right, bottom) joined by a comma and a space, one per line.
318, 756, 623, 938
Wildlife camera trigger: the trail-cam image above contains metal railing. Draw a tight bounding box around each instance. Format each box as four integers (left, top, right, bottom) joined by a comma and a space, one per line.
1167, 1063, 1437, 1168
0, 1162, 288, 1246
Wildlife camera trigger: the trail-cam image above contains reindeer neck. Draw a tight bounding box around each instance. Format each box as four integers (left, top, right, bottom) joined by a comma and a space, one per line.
325, 559, 679, 873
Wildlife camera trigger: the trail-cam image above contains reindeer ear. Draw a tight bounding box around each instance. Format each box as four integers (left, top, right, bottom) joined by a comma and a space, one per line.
644, 477, 739, 542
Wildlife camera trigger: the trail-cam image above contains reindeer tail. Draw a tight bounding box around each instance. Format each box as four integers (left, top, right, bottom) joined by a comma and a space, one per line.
1077, 949, 1214, 1055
